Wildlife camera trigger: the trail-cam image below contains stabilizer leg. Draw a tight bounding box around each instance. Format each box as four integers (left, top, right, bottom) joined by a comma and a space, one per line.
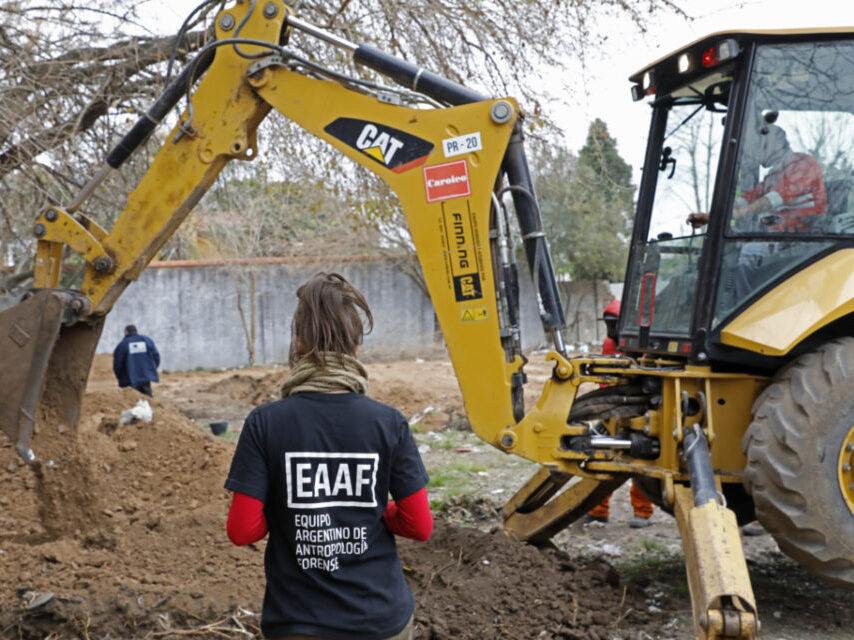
676, 428, 757, 639
502, 466, 624, 544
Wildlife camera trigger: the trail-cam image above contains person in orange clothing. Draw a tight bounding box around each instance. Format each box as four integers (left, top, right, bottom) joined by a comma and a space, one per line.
585, 299, 655, 529
587, 483, 655, 529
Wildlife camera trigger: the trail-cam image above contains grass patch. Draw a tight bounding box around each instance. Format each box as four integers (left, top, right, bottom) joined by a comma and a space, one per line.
615, 550, 673, 577
220, 430, 240, 442
614, 538, 674, 573
429, 434, 465, 450
429, 498, 446, 511
426, 460, 489, 510
638, 537, 669, 555
444, 461, 487, 473
613, 544, 690, 600
428, 469, 472, 490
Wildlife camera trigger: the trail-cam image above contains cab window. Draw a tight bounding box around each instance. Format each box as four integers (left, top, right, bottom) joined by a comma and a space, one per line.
624, 72, 729, 336
714, 41, 854, 325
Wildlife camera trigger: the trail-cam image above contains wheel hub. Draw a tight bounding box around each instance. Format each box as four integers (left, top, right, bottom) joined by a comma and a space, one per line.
838, 425, 854, 517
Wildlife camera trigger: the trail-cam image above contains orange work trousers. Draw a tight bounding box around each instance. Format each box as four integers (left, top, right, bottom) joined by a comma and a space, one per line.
588, 482, 653, 520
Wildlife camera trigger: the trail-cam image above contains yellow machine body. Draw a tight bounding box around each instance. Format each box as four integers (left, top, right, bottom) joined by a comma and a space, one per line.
721, 249, 854, 356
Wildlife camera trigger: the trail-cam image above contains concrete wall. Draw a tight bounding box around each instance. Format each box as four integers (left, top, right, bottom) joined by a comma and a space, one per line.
558, 279, 618, 347
99, 259, 432, 371
96, 257, 613, 371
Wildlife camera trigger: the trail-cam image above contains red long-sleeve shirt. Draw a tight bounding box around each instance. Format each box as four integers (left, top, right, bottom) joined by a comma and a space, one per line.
740, 152, 827, 231
227, 487, 433, 545
227, 492, 269, 545
382, 488, 433, 541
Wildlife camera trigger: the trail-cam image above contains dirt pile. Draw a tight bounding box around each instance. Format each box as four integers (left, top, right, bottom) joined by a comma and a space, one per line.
205, 373, 276, 405
196, 358, 471, 431
1, 387, 265, 638
400, 523, 650, 640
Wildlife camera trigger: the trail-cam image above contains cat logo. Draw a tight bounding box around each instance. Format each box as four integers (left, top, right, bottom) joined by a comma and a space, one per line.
324, 118, 434, 173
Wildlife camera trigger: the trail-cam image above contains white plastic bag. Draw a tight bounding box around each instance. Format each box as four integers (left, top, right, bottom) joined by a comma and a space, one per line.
120, 399, 153, 424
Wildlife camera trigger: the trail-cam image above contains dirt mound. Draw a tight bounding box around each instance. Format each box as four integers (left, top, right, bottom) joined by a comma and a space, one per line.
400, 521, 649, 640
197, 359, 469, 431
205, 372, 282, 406
1, 387, 265, 638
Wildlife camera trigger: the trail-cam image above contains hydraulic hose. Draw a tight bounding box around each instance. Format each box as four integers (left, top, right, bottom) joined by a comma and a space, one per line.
352, 44, 486, 106
106, 47, 216, 169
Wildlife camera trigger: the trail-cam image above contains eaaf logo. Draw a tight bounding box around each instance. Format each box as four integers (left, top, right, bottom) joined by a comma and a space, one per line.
423, 160, 471, 202
285, 452, 379, 509
324, 118, 433, 173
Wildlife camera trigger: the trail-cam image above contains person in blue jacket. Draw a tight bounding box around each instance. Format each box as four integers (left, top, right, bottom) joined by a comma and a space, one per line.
113, 324, 161, 396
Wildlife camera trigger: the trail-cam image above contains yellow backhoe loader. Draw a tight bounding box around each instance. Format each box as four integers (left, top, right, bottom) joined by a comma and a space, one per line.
2, 2, 854, 636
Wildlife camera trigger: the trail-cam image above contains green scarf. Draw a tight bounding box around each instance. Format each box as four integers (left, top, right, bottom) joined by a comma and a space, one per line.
281, 352, 369, 397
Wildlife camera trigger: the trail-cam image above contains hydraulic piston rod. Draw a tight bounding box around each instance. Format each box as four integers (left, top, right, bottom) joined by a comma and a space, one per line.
683, 425, 718, 506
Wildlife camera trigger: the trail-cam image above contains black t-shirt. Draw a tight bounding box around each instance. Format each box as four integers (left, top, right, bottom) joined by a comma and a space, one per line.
225, 392, 429, 640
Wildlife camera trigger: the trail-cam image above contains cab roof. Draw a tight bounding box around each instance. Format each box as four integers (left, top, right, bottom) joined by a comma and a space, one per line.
630, 27, 854, 84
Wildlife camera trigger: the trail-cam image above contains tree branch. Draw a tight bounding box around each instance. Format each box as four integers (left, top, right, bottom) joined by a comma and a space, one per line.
0, 30, 207, 179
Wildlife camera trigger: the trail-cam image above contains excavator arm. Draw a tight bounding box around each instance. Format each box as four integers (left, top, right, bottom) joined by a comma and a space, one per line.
2, 0, 565, 462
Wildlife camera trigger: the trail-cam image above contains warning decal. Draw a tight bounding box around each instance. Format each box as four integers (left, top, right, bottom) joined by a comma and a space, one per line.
424, 160, 471, 203
441, 203, 483, 303
460, 307, 488, 322
324, 118, 434, 173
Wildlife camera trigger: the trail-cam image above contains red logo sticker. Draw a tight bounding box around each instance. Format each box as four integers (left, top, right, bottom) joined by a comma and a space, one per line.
423, 160, 471, 202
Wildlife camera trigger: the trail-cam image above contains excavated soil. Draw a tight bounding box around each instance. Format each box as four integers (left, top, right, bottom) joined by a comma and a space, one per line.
2, 354, 854, 639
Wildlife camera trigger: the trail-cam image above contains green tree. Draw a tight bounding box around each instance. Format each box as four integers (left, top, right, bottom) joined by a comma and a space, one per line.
537, 119, 635, 281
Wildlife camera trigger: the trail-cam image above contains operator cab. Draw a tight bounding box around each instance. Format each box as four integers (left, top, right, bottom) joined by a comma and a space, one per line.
620, 29, 854, 370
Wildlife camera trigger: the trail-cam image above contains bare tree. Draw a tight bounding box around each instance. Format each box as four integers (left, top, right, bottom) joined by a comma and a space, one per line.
0, 0, 687, 293
0, 0, 215, 285
678, 116, 719, 214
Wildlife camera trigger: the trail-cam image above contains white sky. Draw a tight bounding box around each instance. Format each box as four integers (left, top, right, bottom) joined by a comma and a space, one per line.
137, 0, 854, 180
555, 0, 854, 180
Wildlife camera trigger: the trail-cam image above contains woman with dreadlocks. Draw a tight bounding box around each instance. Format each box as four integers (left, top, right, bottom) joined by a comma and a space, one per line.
225, 272, 432, 640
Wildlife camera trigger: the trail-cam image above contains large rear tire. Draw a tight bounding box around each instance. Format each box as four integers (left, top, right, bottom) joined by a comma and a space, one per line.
743, 338, 854, 588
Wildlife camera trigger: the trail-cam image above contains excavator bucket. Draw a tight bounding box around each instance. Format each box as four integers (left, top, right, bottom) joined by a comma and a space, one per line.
0, 290, 103, 462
